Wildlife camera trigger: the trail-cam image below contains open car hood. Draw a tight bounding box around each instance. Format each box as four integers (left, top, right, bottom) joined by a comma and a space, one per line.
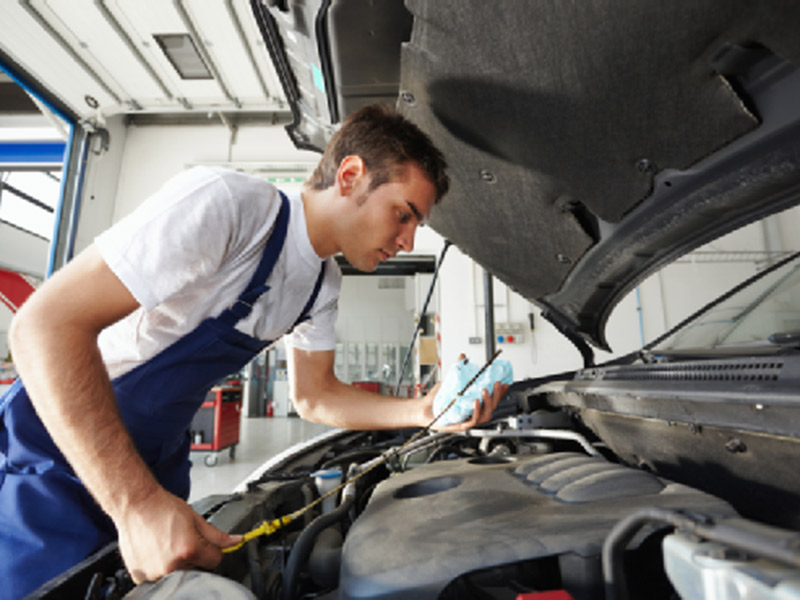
252, 0, 800, 351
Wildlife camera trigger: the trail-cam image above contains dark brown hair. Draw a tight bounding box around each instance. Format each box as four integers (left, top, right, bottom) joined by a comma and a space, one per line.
307, 104, 449, 202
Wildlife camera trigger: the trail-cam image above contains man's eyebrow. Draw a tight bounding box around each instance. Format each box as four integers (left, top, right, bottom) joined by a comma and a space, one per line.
406, 200, 425, 224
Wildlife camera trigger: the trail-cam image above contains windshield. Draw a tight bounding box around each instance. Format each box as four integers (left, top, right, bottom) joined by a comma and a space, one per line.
653, 255, 800, 352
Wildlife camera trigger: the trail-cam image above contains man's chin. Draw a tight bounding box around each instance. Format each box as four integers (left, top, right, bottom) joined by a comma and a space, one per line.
348, 257, 379, 273
361, 262, 379, 273
341, 249, 381, 272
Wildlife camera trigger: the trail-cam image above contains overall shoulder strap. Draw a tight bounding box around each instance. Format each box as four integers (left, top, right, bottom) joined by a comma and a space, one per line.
291, 261, 327, 330
219, 191, 290, 326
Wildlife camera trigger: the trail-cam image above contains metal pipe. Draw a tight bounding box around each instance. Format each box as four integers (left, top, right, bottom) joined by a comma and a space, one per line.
224, 0, 272, 103
62, 129, 91, 263
394, 240, 451, 396
19, 0, 126, 107
95, 0, 174, 100
462, 428, 602, 457
483, 268, 495, 362
48, 125, 91, 273
46, 123, 74, 276
173, 0, 242, 109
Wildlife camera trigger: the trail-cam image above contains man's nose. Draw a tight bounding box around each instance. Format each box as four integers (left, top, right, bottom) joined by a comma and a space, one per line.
396, 224, 416, 253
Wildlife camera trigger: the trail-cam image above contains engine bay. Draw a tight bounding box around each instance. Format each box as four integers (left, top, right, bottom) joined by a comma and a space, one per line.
37, 402, 800, 600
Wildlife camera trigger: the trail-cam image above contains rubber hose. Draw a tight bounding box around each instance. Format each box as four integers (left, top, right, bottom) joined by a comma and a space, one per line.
280, 494, 355, 600
308, 526, 344, 588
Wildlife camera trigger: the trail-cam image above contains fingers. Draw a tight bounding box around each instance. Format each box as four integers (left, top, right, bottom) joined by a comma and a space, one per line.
436, 381, 508, 432
193, 515, 243, 565
195, 513, 242, 548
427, 366, 510, 432
175, 513, 245, 572
129, 568, 147, 585
475, 382, 506, 423
117, 492, 241, 585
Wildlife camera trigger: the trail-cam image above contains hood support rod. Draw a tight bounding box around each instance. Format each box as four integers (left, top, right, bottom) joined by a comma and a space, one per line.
483, 269, 496, 362
394, 240, 451, 396
541, 308, 595, 368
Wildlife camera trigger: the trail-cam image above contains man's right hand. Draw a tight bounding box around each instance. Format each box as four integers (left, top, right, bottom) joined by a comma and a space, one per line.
114, 488, 242, 584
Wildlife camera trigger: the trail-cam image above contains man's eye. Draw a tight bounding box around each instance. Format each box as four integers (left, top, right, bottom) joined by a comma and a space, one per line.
399, 211, 411, 224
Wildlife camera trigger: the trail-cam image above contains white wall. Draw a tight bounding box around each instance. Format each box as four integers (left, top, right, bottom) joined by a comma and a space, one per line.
74, 120, 320, 253
336, 276, 414, 345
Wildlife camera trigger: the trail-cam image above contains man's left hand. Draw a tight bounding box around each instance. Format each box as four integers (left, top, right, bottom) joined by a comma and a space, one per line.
420, 379, 508, 432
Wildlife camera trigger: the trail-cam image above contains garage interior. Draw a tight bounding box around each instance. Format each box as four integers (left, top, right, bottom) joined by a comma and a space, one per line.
2, 4, 800, 598
1, 0, 799, 503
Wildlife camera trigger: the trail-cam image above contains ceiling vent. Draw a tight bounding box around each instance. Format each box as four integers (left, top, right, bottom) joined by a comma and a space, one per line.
154, 34, 212, 80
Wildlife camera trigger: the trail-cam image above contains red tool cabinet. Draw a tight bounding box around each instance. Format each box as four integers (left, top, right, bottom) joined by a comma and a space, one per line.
190, 385, 242, 466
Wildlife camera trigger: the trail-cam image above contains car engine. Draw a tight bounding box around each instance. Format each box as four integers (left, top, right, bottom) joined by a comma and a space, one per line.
31, 397, 800, 600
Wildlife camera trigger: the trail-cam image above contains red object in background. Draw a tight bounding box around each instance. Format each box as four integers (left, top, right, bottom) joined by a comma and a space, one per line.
190, 386, 242, 465
517, 592, 575, 600
0, 269, 36, 314
1, 269, 36, 385
352, 381, 380, 393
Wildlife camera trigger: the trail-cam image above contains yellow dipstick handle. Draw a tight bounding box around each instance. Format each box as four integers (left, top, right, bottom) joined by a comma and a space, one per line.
222, 514, 294, 553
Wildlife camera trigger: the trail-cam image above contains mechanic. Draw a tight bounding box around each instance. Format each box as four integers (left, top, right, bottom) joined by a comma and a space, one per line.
0, 104, 507, 598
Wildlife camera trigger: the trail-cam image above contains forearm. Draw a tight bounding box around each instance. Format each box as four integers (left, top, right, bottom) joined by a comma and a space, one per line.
293, 378, 429, 430
9, 245, 239, 583
12, 317, 241, 582
287, 346, 505, 433
10, 314, 159, 522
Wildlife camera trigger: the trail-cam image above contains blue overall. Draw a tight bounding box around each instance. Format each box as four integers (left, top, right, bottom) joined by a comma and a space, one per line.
0, 194, 325, 598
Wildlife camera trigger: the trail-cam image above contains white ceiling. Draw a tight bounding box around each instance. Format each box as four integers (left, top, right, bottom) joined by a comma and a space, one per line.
0, 0, 289, 124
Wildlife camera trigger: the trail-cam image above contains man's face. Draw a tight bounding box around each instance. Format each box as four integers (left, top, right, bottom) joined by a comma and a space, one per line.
342, 162, 437, 273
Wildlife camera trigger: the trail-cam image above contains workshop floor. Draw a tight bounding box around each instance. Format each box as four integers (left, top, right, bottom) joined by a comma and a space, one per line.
188, 416, 333, 503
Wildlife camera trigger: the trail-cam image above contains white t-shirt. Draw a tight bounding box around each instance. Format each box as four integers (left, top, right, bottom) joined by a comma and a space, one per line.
95, 166, 341, 380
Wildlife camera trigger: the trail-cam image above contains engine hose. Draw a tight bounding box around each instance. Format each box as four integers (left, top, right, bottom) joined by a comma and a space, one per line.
280, 493, 355, 600
308, 526, 344, 588
246, 539, 266, 599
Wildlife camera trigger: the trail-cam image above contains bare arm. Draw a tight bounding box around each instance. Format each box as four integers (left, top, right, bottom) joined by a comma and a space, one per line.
9, 245, 238, 583
288, 346, 506, 431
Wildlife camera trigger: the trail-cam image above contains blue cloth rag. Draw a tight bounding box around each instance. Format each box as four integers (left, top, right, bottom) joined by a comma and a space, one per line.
433, 357, 513, 426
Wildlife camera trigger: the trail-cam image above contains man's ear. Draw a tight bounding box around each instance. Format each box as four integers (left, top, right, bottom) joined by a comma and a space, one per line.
336, 155, 366, 196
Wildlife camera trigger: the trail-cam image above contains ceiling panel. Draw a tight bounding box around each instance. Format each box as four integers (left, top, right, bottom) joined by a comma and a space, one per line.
0, 0, 288, 122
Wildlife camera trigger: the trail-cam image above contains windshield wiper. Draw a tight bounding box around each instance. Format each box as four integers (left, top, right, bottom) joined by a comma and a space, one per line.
768, 331, 800, 348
